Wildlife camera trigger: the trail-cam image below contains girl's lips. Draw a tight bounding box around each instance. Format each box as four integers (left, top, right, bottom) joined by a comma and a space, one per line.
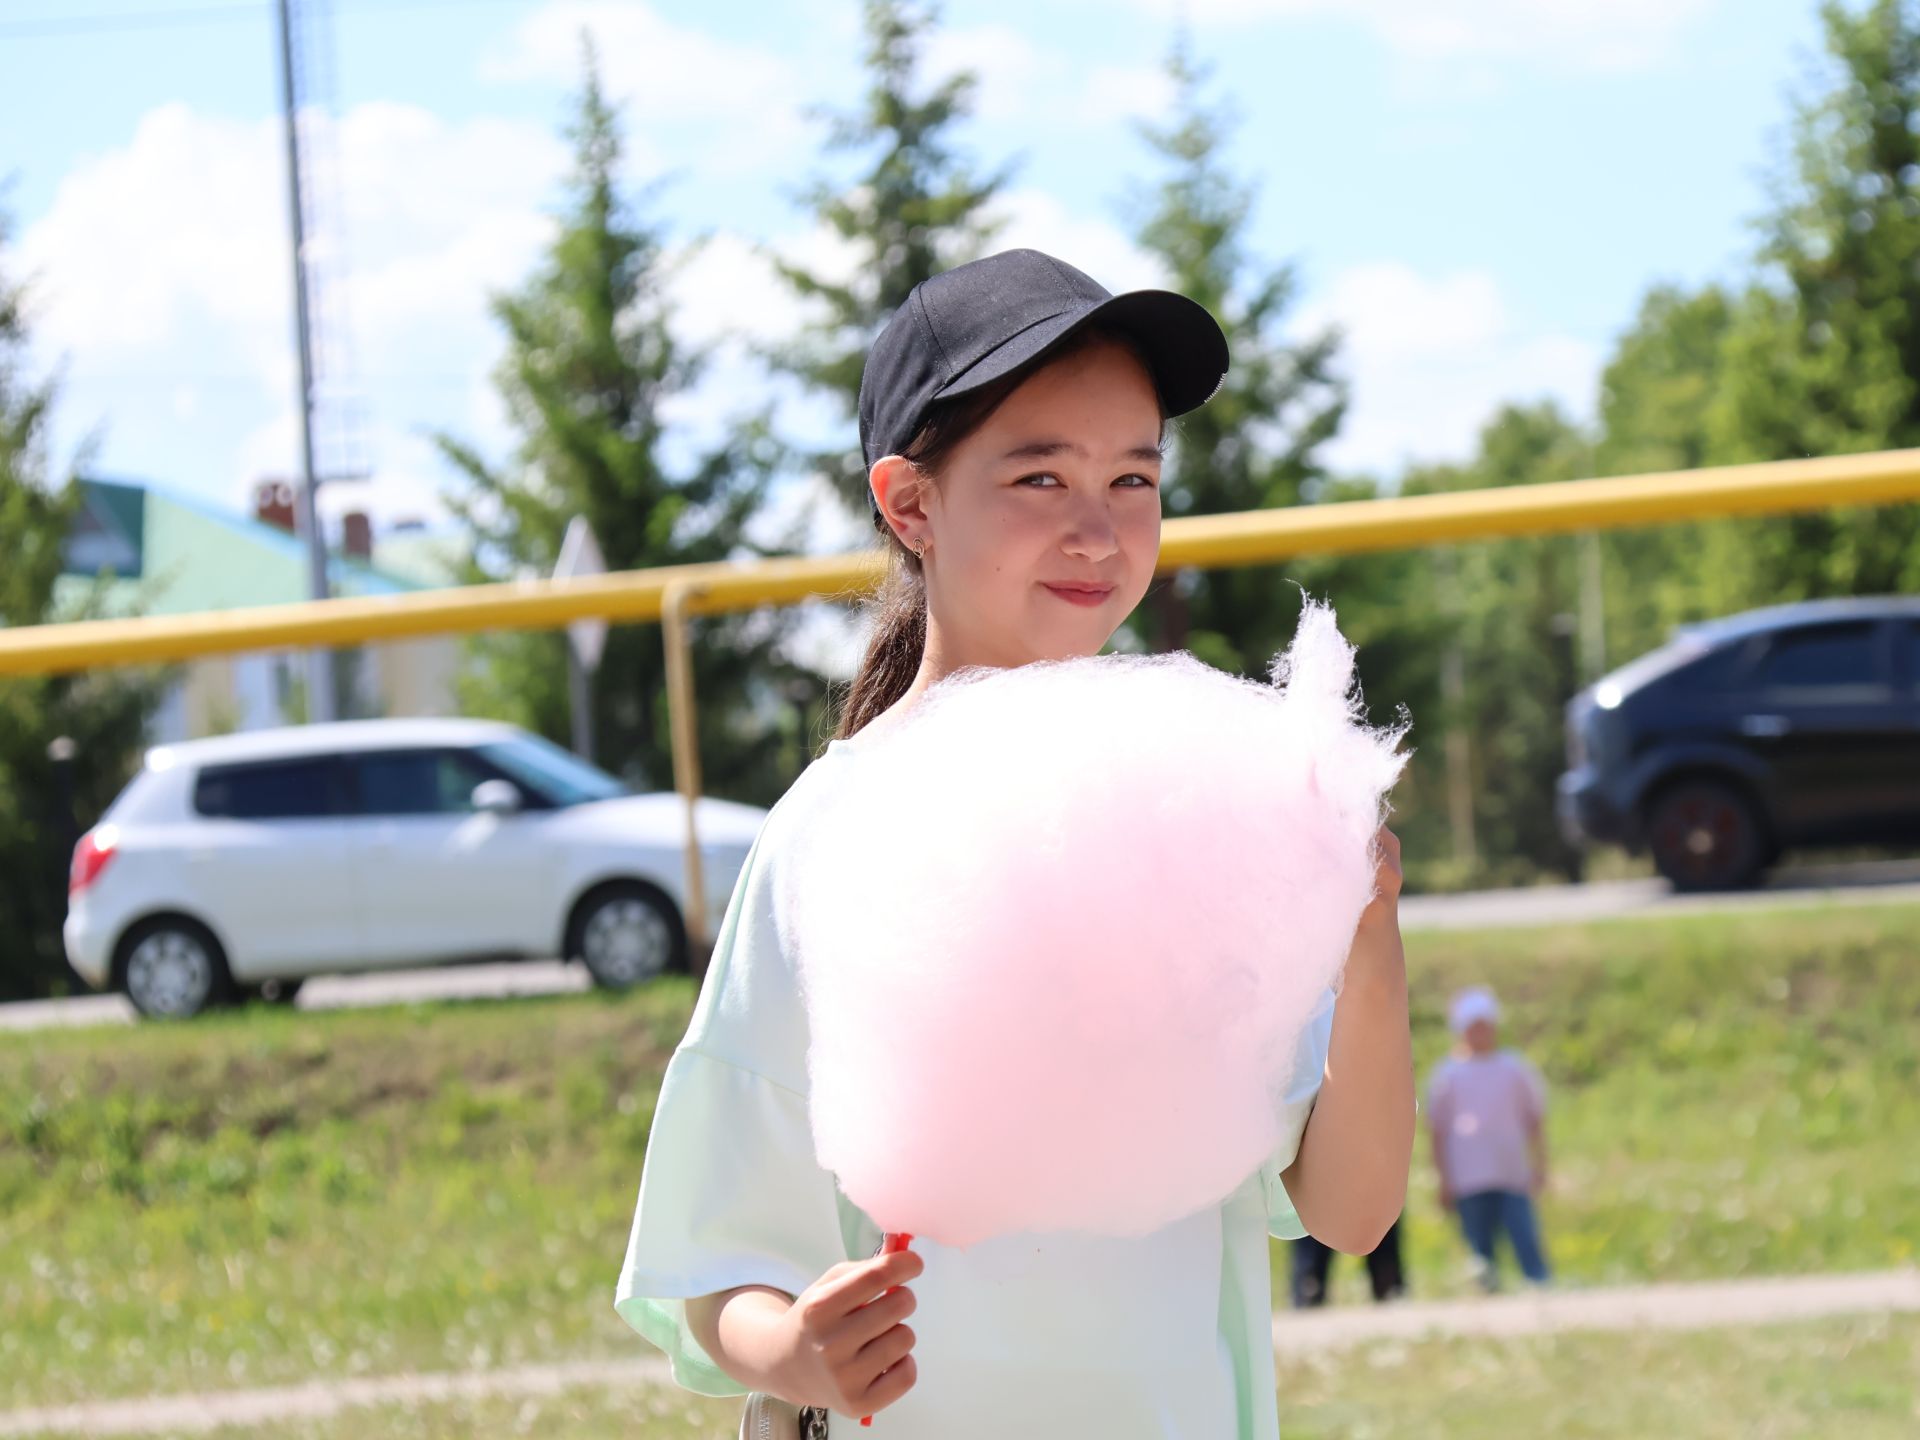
1042, 583, 1115, 608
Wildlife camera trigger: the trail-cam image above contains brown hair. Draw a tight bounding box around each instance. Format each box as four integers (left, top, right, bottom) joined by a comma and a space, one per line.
833, 327, 1163, 740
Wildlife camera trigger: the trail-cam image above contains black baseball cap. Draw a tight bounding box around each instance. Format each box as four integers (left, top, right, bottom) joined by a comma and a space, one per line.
858, 249, 1230, 529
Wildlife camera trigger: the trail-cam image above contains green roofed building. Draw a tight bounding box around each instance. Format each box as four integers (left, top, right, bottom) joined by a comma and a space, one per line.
58, 477, 464, 743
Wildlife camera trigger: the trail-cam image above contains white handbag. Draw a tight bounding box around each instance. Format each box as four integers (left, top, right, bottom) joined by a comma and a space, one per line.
738, 1391, 831, 1439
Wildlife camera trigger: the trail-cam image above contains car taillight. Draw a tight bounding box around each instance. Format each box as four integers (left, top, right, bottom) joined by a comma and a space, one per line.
70, 825, 118, 896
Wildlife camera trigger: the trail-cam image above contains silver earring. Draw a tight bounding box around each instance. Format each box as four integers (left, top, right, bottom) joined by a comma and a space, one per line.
913, 538, 927, 558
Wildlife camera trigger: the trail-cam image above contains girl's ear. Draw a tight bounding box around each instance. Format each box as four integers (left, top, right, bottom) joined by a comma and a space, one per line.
870, 455, 932, 545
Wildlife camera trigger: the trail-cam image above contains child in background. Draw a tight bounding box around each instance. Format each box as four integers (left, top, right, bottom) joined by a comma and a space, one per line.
1288, 1217, 1406, 1308
1427, 986, 1551, 1291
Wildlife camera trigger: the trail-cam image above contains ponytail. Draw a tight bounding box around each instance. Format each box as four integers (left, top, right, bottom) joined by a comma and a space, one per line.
835, 543, 928, 739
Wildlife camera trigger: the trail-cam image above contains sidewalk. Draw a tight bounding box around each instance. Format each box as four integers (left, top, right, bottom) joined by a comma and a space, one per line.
1270, 1265, 1920, 1354
5, 1269, 1917, 1436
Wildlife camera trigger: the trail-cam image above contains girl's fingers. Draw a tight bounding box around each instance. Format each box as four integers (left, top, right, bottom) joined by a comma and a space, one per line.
838, 1280, 917, 1352
854, 1320, 916, 1383
810, 1250, 923, 1324
856, 1349, 918, 1414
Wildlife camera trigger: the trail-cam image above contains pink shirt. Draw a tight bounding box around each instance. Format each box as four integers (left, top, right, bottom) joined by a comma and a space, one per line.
1427, 1051, 1545, 1197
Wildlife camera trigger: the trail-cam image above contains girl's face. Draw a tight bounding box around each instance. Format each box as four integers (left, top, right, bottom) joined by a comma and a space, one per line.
897, 338, 1164, 670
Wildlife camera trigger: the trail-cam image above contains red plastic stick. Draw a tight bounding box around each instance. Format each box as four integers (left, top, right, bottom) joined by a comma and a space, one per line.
859, 1232, 915, 1427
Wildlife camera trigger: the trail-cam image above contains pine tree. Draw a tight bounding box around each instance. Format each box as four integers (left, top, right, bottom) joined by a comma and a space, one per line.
773, 0, 1009, 514
0, 213, 161, 998
1120, 42, 1346, 675
437, 48, 800, 803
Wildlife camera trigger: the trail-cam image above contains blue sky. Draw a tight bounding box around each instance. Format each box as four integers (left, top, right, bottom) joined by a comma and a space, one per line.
1, 0, 1828, 545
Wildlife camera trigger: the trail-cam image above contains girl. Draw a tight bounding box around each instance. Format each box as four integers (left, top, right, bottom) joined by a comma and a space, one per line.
614, 249, 1415, 1438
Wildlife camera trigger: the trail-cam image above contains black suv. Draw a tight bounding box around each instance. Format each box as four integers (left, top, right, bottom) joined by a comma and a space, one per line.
1557, 596, 1920, 890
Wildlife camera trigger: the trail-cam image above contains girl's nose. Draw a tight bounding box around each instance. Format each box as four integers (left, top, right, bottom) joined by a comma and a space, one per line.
1060, 499, 1120, 562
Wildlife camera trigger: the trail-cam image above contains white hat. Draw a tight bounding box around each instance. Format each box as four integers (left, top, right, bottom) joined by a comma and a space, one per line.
1448, 986, 1501, 1035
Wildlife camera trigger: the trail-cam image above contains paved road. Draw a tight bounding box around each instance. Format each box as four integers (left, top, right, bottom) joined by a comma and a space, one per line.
0, 959, 593, 1034
1397, 855, 1920, 932
3, 1268, 1913, 1435
7, 857, 1918, 1034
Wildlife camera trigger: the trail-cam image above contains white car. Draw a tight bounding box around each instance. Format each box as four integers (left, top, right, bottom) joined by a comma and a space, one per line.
63, 718, 768, 1019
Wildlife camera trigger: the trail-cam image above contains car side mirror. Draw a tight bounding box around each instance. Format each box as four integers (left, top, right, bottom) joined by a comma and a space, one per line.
471, 779, 523, 817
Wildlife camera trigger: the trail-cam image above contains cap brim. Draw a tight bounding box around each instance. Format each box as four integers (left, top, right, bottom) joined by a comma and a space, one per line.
934, 289, 1229, 419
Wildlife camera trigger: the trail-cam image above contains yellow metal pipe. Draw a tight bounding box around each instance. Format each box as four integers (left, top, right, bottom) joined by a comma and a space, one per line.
1157, 444, 1920, 568
661, 580, 711, 962
4, 446, 1920, 676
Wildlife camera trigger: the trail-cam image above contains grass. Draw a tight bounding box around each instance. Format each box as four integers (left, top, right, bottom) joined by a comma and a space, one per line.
100, 1313, 1920, 1439
1372, 898, 1920, 1307
0, 989, 692, 1410
2, 899, 1916, 1412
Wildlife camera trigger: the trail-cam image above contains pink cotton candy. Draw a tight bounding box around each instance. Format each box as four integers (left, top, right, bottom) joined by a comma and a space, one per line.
777, 597, 1410, 1249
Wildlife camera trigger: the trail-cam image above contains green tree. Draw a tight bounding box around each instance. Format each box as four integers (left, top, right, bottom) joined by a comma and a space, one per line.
773, 0, 1009, 514
1706, 0, 1920, 595
1118, 42, 1347, 675
437, 51, 799, 803
1595, 286, 1734, 481
1401, 404, 1594, 886
0, 214, 161, 998
1589, 285, 1748, 656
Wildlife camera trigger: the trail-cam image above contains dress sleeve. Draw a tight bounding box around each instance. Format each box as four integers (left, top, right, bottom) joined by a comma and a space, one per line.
1261, 985, 1337, 1241
611, 805, 880, 1397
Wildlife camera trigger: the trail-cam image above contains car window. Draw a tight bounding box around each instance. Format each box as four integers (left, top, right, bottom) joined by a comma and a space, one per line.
1666, 639, 1759, 696
1754, 622, 1887, 694
475, 735, 628, 807
194, 758, 344, 819
1906, 624, 1920, 691
353, 749, 497, 817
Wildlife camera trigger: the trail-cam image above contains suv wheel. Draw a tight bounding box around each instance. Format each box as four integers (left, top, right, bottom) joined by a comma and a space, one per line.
118, 918, 234, 1020
572, 884, 685, 989
1646, 779, 1768, 892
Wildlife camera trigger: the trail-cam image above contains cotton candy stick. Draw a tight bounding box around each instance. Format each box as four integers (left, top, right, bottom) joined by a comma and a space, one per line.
859, 1231, 915, 1427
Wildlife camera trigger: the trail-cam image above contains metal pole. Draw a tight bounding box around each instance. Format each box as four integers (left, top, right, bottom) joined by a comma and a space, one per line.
662, 581, 710, 966
1578, 530, 1608, 682
12, 448, 1920, 675
276, 0, 335, 723
1435, 546, 1478, 871
567, 643, 595, 761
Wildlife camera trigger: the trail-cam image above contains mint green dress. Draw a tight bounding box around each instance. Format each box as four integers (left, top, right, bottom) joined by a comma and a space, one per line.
614, 734, 1335, 1438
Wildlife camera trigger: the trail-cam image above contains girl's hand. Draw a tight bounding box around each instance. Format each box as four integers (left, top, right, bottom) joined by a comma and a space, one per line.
1356, 825, 1403, 935
771, 1249, 922, 1416
1346, 825, 1406, 993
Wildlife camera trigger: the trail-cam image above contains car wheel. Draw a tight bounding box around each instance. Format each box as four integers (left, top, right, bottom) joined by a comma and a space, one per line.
118, 917, 234, 1020
571, 884, 686, 989
1646, 778, 1768, 892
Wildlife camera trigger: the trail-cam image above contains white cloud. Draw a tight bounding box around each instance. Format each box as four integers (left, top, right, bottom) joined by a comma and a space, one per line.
925, 27, 1178, 130
1133, 0, 1717, 69
923, 24, 1042, 126
20, 99, 566, 524
1077, 63, 1180, 128
480, 1, 810, 173
1298, 260, 1600, 474
20, 105, 290, 375
985, 189, 1166, 294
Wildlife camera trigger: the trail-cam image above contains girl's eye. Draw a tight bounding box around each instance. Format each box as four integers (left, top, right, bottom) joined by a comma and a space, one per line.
1115, 473, 1158, 489
1015, 473, 1064, 488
